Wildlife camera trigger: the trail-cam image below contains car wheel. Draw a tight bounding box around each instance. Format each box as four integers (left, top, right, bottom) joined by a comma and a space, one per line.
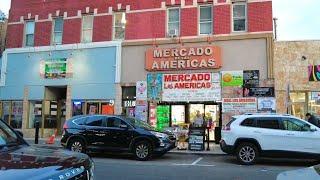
134, 141, 151, 161
236, 142, 259, 165
68, 138, 86, 153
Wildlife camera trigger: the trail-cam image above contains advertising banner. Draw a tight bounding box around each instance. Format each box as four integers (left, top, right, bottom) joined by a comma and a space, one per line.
147, 73, 163, 101
136, 81, 147, 100
221, 71, 243, 87
222, 98, 257, 113
162, 73, 221, 102
258, 97, 276, 112
243, 87, 275, 97
243, 70, 259, 87
145, 46, 222, 71
135, 101, 148, 122
308, 65, 320, 81
44, 58, 67, 79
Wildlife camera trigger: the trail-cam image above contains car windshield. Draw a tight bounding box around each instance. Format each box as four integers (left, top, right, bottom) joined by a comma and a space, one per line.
0, 120, 20, 149
126, 118, 154, 131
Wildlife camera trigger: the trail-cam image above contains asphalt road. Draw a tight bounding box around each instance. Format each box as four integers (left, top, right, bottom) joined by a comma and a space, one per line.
90, 153, 318, 180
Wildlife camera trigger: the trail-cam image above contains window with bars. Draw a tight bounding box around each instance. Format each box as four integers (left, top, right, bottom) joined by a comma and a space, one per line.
232, 3, 247, 32
52, 18, 63, 45
25, 21, 35, 46
113, 12, 126, 40
81, 15, 93, 43
199, 6, 213, 35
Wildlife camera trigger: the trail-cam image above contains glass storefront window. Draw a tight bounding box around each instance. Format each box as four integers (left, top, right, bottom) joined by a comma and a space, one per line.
44, 101, 58, 129
11, 101, 23, 129
101, 102, 114, 115
2, 101, 11, 124
28, 101, 42, 128
290, 92, 306, 119
189, 104, 205, 124
87, 102, 99, 115
308, 92, 320, 117
171, 105, 185, 126
290, 92, 306, 103
73, 101, 85, 116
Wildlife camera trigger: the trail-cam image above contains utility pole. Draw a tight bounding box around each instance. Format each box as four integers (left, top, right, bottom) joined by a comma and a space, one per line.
273, 17, 278, 40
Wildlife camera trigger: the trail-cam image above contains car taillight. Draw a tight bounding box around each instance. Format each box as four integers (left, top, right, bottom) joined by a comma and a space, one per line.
63, 123, 68, 129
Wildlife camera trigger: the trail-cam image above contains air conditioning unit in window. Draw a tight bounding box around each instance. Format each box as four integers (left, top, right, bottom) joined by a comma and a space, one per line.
168, 29, 178, 38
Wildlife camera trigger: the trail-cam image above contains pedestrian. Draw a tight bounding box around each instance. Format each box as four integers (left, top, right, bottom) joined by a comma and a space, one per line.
305, 113, 320, 127
193, 111, 204, 127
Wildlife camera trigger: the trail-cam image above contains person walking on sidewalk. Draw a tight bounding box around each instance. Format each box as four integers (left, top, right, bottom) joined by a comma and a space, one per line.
306, 113, 320, 127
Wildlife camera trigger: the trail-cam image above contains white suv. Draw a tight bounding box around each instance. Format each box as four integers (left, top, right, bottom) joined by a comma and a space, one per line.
220, 113, 320, 165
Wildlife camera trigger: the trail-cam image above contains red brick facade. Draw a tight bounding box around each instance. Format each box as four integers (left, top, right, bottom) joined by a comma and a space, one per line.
34, 21, 52, 46
6, 0, 273, 48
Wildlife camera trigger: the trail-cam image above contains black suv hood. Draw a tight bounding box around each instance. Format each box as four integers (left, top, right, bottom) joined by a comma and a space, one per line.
0, 145, 92, 180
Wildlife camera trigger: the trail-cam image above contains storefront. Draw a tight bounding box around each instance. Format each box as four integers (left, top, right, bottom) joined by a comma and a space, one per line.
274, 41, 320, 118
1, 41, 122, 137
121, 35, 274, 143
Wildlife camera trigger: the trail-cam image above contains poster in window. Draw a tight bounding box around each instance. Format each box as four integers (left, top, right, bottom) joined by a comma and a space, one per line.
136, 81, 147, 100
89, 105, 98, 115
101, 105, 114, 115
147, 73, 162, 101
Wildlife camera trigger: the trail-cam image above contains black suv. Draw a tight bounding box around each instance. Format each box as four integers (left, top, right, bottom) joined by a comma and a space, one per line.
61, 115, 176, 160
0, 119, 94, 180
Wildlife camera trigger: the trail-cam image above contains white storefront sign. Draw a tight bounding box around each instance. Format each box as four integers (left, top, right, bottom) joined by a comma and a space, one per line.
258, 97, 276, 112
162, 73, 221, 102
136, 81, 147, 100
222, 98, 257, 113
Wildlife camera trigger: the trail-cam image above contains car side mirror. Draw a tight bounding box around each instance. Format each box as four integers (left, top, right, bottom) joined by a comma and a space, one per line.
119, 124, 128, 129
15, 130, 24, 137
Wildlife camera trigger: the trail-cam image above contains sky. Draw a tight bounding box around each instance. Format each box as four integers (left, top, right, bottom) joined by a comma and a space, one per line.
0, 0, 319, 41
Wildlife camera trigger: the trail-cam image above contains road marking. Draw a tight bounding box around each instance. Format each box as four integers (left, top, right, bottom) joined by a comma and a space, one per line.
172, 163, 216, 167
191, 157, 203, 165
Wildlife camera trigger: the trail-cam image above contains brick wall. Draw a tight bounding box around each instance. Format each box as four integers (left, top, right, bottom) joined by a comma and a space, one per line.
6, 24, 23, 48
181, 8, 198, 36
93, 15, 112, 42
126, 11, 166, 40
248, 1, 273, 32
34, 21, 52, 46
213, 4, 231, 34
62, 18, 81, 44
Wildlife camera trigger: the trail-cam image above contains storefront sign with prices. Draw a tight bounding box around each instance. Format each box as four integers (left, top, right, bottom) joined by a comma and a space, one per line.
188, 127, 205, 151
222, 98, 257, 113
162, 73, 221, 102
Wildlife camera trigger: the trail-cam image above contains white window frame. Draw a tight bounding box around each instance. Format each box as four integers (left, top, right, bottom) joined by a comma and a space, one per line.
51, 17, 64, 45
232, 2, 247, 33
81, 15, 94, 43
24, 20, 35, 47
198, 5, 213, 35
113, 12, 126, 40
167, 7, 180, 37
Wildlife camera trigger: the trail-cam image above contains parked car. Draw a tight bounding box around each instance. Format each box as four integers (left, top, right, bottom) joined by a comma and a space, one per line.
61, 115, 176, 160
0, 118, 94, 180
220, 113, 320, 165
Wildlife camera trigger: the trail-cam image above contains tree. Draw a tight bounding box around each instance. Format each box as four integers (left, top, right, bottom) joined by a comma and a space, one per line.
0, 10, 6, 22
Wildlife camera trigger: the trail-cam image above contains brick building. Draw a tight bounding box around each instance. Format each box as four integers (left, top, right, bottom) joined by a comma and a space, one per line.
3, 0, 273, 139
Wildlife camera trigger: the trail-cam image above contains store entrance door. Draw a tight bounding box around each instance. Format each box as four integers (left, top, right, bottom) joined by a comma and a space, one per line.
189, 103, 220, 141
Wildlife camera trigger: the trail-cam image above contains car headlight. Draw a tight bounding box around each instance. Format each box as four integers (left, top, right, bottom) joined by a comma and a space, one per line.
151, 131, 168, 139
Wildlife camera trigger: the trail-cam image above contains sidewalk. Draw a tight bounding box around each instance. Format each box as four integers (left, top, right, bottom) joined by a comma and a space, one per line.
25, 138, 225, 155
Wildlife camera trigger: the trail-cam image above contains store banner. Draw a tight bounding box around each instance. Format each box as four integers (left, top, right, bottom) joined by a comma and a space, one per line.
222, 98, 257, 113
40, 58, 72, 79
147, 73, 163, 101
162, 73, 221, 102
308, 65, 320, 81
258, 97, 276, 112
221, 71, 243, 87
243, 87, 275, 97
136, 81, 147, 100
145, 46, 222, 71
243, 70, 259, 87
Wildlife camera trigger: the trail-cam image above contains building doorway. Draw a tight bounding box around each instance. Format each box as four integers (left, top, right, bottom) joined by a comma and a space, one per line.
43, 86, 67, 135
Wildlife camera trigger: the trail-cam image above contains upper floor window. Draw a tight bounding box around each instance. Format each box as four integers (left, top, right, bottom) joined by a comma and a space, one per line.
199, 6, 212, 35
113, 12, 126, 40
52, 18, 63, 45
167, 8, 180, 37
232, 3, 247, 32
25, 21, 35, 46
81, 15, 93, 43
